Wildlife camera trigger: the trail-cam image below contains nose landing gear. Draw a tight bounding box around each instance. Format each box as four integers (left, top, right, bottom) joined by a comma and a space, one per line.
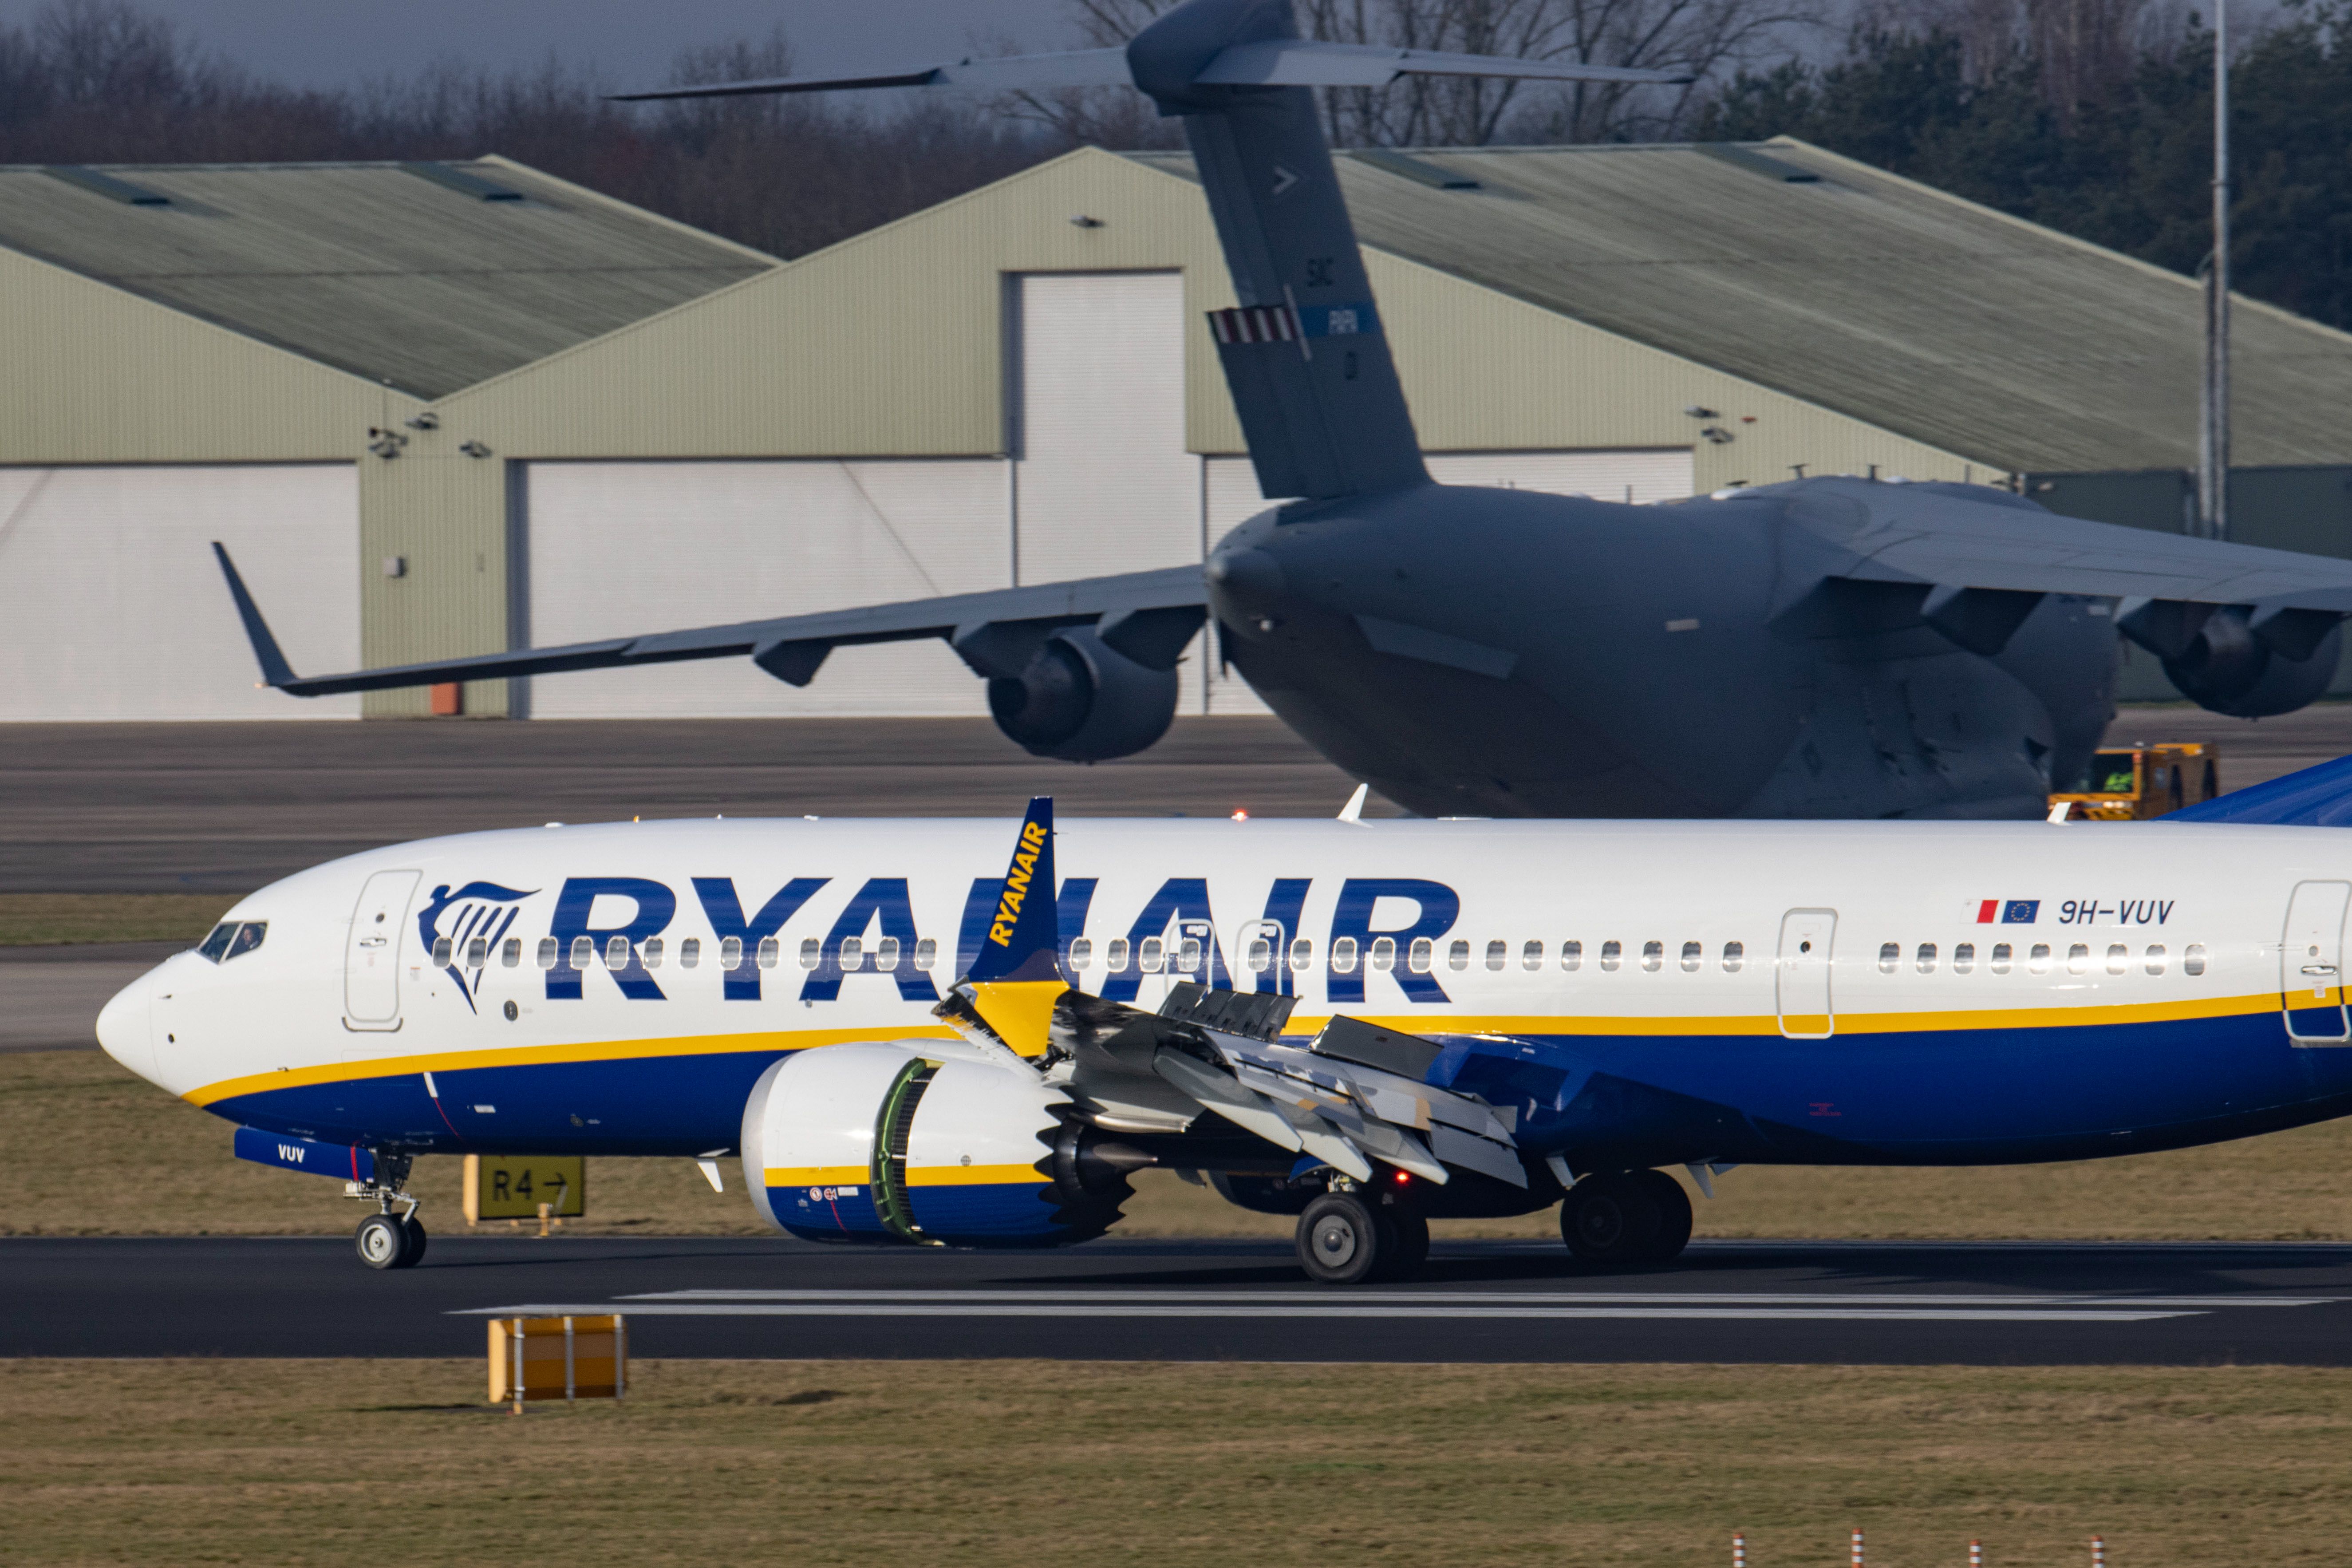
347, 1150, 427, 1270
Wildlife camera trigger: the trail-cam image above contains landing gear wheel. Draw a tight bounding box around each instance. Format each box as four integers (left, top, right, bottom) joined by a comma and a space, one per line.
401, 1215, 429, 1266
1296, 1192, 1388, 1285
1559, 1170, 1662, 1265
1630, 1169, 1692, 1263
1371, 1204, 1429, 1283
356, 1212, 413, 1270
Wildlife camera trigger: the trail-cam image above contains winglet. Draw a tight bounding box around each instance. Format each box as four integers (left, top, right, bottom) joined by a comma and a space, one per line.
966, 797, 1063, 984
1337, 783, 1369, 823
211, 542, 298, 689
938, 798, 1068, 1061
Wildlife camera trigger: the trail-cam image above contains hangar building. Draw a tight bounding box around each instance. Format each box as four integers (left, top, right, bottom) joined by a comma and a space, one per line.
5, 139, 2351, 723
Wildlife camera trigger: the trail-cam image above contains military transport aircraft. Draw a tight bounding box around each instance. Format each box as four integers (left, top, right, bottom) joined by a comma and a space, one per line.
94, 785, 2352, 1279
215, 0, 2352, 819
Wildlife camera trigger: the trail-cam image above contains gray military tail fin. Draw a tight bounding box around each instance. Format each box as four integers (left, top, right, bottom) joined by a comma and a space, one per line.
608, 0, 1690, 505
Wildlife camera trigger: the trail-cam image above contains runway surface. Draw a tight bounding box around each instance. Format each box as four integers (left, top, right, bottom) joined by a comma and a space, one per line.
9, 1234, 2350, 1364
0, 941, 175, 1052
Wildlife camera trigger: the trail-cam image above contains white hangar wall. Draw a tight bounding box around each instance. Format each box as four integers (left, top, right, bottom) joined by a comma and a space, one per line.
517, 269, 1694, 721
0, 463, 360, 721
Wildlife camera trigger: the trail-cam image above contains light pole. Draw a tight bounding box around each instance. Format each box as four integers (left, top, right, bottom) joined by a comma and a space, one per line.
2198, 0, 2231, 540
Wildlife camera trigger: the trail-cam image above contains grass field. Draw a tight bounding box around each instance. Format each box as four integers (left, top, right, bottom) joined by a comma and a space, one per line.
4, 1358, 2348, 1566
10, 1047, 2352, 1240
0, 893, 232, 946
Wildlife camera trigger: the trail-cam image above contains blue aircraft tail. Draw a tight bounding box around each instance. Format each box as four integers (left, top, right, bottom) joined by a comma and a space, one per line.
2165, 754, 2352, 826
966, 796, 1066, 984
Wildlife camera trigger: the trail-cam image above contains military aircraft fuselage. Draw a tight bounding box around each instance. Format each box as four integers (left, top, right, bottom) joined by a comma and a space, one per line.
1207, 476, 2118, 820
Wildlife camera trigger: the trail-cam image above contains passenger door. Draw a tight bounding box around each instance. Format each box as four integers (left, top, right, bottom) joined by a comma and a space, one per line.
345, 870, 420, 1029
1234, 918, 1285, 995
2281, 881, 2350, 1043
1776, 908, 1837, 1039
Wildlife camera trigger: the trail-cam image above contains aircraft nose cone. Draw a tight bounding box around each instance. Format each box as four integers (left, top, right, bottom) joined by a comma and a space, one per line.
95, 971, 156, 1080
1204, 546, 1287, 618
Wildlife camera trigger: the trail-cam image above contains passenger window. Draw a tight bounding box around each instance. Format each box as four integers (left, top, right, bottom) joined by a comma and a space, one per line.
1408, 937, 1434, 974
2028, 943, 2052, 974
2106, 943, 2128, 975
1523, 939, 1543, 970
1878, 942, 1899, 974
1448, 939, 1470, 972
789, 937, 811, 970
502, 936, 522, 968
1106, 937, 1131, 973
1599, 940, 1621, 972
1289, 937, 1314, 972
537, 936, 558, 970
465, 936, 488, 968
1916, 943, 1937, 975
225, 922, 266, 961
1990, 942, 2012, 974
2184, 944, 2207, 976
1245, 936, 1271, 974
1953, 942, 1975, 974
2144, 944, 2166, 975
604, 936, 631, 969
1679, 940, 1701, 973
1139, 936, 1165, 974
1721, 940, 1744, 973
1561, 940, 1582, 972
719, 935, 743, 971
1487, 940, 1508, 971
1331, 936, 1359, 975
2067, 943, 2090, 975
431, 936, 454, 967
1370, 936, 1397, 972
1178, 936, 1203, 972
197, 922, 237, 962
569, 936, 594, 969
875, 936, 900, 972
840, 936, 864, 972
679, 937, 700, 970
642, 937, 663, 970
1641, 940, 1663, 972
914, 937, 938, 971
1070, 937, 1095, 971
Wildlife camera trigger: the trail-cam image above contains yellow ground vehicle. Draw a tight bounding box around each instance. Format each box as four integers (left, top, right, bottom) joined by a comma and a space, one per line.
2048, 743, 2220, 821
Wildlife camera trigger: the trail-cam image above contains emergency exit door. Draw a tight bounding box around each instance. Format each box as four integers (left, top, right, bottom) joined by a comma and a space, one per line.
1776, 908, 1838, 1039
2281, 881, 2350, 1043
345, 869, 420, 1028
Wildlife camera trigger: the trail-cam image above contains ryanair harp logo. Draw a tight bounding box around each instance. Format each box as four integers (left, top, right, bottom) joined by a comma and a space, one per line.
989, 819, 1049, 948
417, 880, 537, 1012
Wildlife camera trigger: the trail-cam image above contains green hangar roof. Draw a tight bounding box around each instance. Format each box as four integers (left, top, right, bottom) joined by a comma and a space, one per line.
1135, 138, 2352, 474
0, 157, 774, 399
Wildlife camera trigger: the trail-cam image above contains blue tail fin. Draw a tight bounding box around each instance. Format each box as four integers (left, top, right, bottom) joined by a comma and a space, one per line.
965, 797, 1065, 984
1131, 0, 1428, 501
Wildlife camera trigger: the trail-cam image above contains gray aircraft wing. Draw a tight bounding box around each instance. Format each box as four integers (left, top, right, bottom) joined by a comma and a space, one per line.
212, 542, 1205, 696
1768, 479, 2352, 660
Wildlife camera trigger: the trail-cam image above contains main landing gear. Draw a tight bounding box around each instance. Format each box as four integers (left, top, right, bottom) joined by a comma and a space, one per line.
1294, 1184, 1429, 1285
1560, 1169, 1693, 1267
348, 1151, 427, 1271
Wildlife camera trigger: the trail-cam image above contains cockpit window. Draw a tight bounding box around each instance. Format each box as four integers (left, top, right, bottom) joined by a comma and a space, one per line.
198, 920, 267, 963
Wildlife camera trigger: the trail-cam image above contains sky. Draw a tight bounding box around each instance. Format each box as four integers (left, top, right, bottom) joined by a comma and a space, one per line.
0, 1, 1088, 91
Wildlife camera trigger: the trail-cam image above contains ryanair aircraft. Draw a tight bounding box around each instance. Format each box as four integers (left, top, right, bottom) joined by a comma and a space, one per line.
95, 791, 2352, 1282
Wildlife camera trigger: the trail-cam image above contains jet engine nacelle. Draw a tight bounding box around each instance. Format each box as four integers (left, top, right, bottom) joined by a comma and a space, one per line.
740, 1041, 1128, 1247
2162, 606, 2343, 719
987, 626, 1178, 762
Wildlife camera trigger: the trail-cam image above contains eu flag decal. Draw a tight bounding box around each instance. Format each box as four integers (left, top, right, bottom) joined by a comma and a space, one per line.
1976, 899, 2041, 924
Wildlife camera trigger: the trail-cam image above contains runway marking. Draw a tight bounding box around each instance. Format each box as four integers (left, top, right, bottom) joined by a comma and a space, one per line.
459, 1298, 2205, 1323
621, 1289, 2338, 1309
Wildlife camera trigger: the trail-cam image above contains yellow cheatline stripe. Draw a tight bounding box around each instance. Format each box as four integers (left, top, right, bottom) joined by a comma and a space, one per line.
182, 1022, 960, 1109
765, 1166, 870, 1187
191, 989, 2292, 1110
906, 1163, 1047, 1187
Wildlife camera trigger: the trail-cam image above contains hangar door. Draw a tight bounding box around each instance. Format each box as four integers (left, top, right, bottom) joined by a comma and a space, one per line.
0, 464, 359, 720
521, 460, 1009, 719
